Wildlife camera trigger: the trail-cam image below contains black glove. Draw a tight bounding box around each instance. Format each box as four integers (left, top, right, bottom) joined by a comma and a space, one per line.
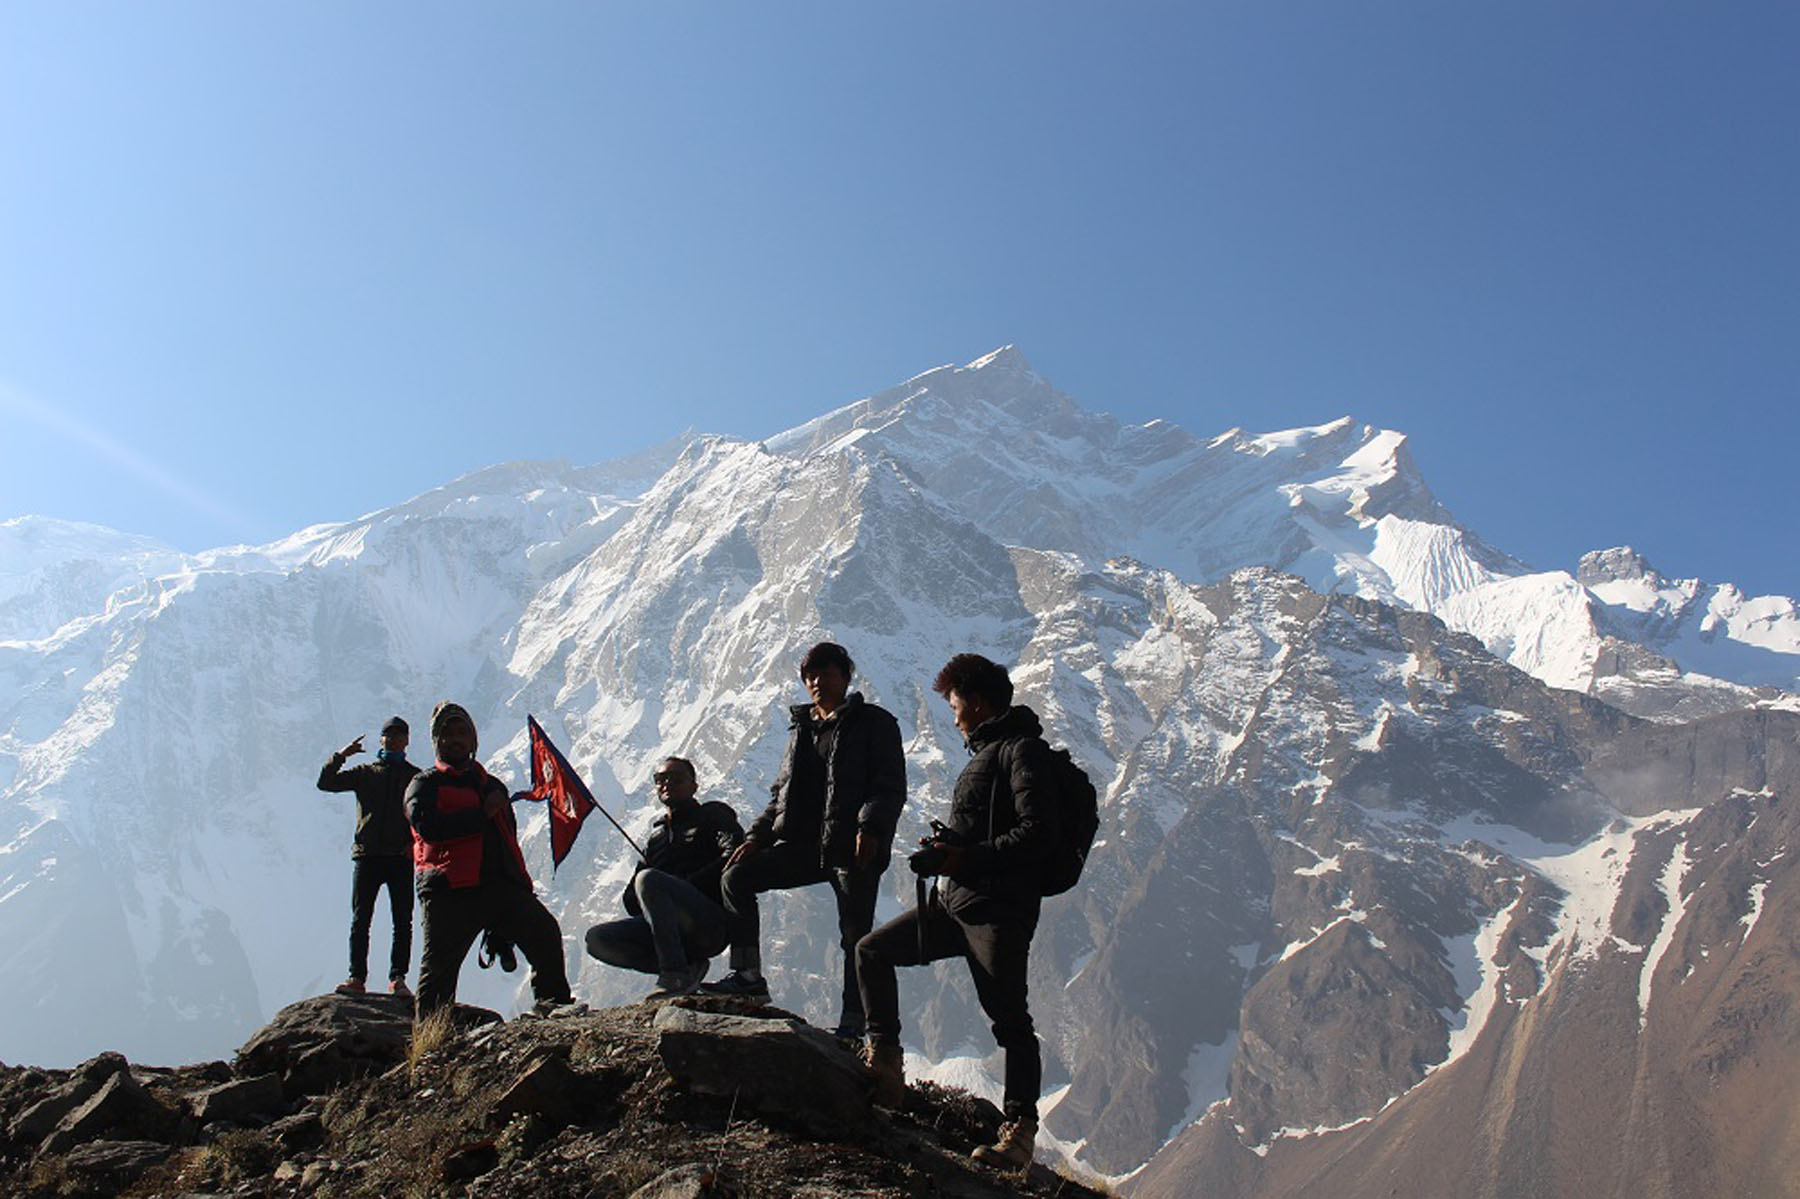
909, 845, 949, 876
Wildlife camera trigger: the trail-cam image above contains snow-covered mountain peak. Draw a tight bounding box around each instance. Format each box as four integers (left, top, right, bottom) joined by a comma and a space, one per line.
1578, 546, 1660, 587
0, 516, 189, 642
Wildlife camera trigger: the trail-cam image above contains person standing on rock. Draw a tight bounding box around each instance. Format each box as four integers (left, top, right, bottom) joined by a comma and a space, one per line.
316, 715, 420, 998
584, 756, 745, 999
407, 701, 575, 1017
704, 642, 907, 1041
857, 653, 1054, 1169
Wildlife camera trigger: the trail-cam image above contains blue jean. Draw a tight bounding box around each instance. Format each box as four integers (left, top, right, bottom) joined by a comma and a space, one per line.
584, 868, 730, 974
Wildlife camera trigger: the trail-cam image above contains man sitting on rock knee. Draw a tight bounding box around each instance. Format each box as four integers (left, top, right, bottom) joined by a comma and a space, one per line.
407, 701, 575, 1018
584, 756, 744, 999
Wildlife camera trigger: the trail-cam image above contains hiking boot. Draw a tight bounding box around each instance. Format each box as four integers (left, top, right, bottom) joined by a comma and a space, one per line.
972, 1119, 1037, 1169
698, 970, 769, 1002
530, 996, 588, 1018
865, 1042, 906, 1109
832, 1013, 867, 1042
334, 977, 366, 996
389, 978, 413, 999
646, 963, 706, 1000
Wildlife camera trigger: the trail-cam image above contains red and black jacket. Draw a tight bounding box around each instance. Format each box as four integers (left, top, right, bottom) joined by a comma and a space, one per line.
405, 761, 531, 890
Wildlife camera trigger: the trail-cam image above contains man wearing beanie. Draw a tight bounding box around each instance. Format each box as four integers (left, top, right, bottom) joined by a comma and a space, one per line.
406, 700, 574, 1016
317, 715, 419, 997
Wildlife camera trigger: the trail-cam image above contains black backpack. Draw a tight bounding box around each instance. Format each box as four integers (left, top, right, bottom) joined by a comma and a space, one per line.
1031, 744, 1099, 897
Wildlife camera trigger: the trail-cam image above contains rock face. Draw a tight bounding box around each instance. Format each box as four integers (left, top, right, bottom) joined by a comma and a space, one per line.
234, 992, 498, 1101
0, 996, 1103, 1198
652, 1006, 873, 1135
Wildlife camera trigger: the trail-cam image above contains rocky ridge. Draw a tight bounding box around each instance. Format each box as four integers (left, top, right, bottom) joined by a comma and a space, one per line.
0, 992, 1103, 1198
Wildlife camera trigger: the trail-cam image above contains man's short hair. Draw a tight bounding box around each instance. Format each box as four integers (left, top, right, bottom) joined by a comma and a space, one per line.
799, 641, 855, 680
661, 756, 697, 782
932, 653, 1013, 709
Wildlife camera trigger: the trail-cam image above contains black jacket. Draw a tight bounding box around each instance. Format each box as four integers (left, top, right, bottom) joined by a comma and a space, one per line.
940, 705, 1055, 922
317, 754, 420, 859
749, 692, 907, 870
625, 799, 744, 915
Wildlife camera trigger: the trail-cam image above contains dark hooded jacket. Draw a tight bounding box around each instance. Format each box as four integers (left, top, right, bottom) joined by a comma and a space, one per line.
623, 799, 744, 916
317, 753, 419, 858
939, 704, 1056, 921
748, 692, 906, 870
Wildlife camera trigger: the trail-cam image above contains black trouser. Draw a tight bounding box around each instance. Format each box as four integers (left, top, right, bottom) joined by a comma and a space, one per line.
349, 854, 413, 983
415, 881, 570, 1016
719, 840, 882, 1026
857, 893, 1042, 1124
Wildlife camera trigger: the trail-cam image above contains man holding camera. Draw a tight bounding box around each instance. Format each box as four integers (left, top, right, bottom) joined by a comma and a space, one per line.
855, 653, 1055, 1169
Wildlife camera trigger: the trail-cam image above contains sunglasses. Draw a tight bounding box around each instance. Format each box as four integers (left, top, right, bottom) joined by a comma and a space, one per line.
653, 771, 689, 784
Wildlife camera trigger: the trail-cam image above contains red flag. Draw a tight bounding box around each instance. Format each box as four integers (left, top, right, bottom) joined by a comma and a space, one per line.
523, 715, 597, 870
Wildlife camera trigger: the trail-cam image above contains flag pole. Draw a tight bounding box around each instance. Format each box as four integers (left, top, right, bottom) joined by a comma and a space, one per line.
588, 794, 647, 861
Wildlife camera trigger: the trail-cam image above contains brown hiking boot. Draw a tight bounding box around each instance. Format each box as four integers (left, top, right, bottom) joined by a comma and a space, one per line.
972, 1118, 1037, 1168
865, 1042, 906, 1108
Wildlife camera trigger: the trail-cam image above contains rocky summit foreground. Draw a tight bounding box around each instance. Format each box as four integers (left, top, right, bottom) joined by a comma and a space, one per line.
0, 992, 1102, 1198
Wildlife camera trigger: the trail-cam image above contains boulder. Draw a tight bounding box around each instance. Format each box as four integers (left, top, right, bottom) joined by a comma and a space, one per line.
60, 1139, 176, 1188
268, 1109, 324, 1150
41, 1071, 179, 1156
652, 1006, 871, 1135
189, 1072, 284, 1125
234, 992, 499, 1100
486, 1052, 585, 1128
7, 1052, 130, 1142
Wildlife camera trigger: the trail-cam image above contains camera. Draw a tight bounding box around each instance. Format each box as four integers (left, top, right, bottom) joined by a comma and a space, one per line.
909, 820, 964, 876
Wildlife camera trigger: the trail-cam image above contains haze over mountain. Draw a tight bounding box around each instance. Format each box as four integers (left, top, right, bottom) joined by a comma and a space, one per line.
2, 348, 1796, 1193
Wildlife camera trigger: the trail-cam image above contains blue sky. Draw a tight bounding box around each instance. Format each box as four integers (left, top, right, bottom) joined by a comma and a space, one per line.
3, 4, 1795, 597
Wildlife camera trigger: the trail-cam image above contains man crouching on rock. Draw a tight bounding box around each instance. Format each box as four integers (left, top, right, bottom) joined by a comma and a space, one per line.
407, 701, 575, 1018
856, 653, 1053, 1169
584, 756, 745, 999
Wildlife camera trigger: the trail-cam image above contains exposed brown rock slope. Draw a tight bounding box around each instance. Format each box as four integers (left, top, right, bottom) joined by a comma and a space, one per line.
1131, 783, 1800, 1198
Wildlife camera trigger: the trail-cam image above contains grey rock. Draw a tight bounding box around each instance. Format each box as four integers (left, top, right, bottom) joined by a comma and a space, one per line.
485, 1051, 584, 1127
653, 1005, 871, 1135
41, 1070, 178, 1155
268, 1109, 324, 1149
234, 992, 498, 1100
60, 1138, 176, 1185
7, 1051, 130, 1142
74, 1051, 130, 1087
189, 1071, 284, 1125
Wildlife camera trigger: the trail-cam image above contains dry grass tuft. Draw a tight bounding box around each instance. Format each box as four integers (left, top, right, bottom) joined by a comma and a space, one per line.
408, 1008, 456, 1083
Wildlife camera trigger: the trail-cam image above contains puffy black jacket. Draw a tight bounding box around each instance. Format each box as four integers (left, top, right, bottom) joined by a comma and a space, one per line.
749, 692, 907, 870
940, 705, 1055, 921
317, 754, 420, 858
624, 800, 744, 915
